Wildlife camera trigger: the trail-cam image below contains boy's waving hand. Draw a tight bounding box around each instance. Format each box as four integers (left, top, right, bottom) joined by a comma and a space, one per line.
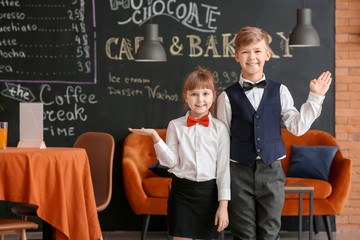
309, 71, 332, 96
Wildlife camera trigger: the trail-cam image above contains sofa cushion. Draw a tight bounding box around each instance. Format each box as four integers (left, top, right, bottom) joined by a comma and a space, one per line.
285, 177, 332, 199
143, 177, 172, 198
287, 145, 339, 181
148, 161, 173, 177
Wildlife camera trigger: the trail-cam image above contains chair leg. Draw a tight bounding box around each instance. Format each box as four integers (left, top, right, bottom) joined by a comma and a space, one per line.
21, 229, 27, 240
43, 220, 53, 240
0, 235, 4, 240
141, 215, 151, 240
313, 215, 320, 234
219, 231, 225, 240
323, 215, 333, 240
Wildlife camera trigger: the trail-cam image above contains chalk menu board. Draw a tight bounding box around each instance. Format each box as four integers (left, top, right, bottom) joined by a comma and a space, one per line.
0, 0, 95, 84
0, 0, 335, 231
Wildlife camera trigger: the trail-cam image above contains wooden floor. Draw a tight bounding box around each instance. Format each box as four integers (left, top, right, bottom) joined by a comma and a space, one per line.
4, 231, 360, 240
104, 231, 360, 240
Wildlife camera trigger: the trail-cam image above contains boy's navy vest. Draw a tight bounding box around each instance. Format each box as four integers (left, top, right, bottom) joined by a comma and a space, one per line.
225, 79, 286, 166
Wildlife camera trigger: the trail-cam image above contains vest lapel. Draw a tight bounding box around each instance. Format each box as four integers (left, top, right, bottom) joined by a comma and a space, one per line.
256, 80, 269, 114
238, 83, 256, 114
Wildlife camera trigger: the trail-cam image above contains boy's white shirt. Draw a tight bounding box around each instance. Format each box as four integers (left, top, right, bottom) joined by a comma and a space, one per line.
217, 73, 325, 160
153, 112, 231, 201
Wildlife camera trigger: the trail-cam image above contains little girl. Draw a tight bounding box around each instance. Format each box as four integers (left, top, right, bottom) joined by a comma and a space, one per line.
129, 66, 230, 240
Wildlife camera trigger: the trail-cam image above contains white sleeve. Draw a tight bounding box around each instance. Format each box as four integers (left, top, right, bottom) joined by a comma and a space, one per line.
216, 91, 232, 133
216, 124, 231, 200
281, 85, 325, 136
153, 121, 179, 168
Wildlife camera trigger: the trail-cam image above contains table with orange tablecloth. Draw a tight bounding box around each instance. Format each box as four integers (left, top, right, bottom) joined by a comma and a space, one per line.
0, 147, 102, 240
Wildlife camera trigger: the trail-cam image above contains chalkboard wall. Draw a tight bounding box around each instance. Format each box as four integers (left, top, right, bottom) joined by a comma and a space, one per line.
0, 0, 334, 231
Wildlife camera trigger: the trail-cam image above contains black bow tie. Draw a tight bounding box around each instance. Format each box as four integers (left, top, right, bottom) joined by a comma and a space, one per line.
242, 81, 267, 92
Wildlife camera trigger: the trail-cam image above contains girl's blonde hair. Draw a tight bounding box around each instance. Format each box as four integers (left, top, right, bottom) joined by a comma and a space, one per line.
235, 26, 269, 52
182, 66, 216, 116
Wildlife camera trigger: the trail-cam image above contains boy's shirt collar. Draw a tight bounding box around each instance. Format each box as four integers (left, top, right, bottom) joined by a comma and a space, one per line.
239, 73, 266, 88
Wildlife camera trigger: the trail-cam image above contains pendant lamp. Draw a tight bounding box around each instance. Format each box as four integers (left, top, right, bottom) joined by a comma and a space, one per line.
135, 24, 167, 62
289, 8, 320, 47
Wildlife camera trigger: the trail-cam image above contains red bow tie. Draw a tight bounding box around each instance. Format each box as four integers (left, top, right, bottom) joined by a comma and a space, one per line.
187, 115, 209, 127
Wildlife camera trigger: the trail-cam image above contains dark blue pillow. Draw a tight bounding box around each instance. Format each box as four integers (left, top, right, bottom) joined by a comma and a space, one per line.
148, 161, 173, 178
287, 145, 339, 182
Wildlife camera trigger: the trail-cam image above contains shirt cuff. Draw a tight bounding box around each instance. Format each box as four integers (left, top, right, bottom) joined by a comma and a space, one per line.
308, 91, 325, 105
154, 138, 167, 154
218, 189, 231, 201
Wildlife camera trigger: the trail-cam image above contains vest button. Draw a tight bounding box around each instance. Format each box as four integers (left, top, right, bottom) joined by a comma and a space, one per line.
257, 149, 261, 152
257, 126, 260, 129
257, 138, 260, 141
255, 115, 260, 119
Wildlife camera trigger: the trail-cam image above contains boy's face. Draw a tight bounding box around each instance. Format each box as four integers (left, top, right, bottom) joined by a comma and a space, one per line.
185, 88, 214, 119
235, 40, 271, 82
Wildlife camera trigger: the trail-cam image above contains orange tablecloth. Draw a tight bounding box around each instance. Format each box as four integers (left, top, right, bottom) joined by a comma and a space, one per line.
0, 147, 102, 240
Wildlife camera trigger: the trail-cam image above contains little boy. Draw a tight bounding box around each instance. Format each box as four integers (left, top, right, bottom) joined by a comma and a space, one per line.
217, 26, 332, 240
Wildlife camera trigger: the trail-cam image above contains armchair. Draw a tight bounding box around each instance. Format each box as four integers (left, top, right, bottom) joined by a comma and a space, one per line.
122, 129, 171, 240
281, 129, 352, 240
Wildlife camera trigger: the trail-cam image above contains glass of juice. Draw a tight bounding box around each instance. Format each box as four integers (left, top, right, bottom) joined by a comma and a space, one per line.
0, 122, 8, 149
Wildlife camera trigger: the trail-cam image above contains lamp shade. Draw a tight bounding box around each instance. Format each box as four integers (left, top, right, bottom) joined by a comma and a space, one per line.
289, 8, 320, 47
135, 24, 167, 62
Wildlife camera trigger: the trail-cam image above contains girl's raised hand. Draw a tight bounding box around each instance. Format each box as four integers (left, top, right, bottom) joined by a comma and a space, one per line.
309, 71, 332, 96
128, 128, 160, 143
129, 127, 154, 136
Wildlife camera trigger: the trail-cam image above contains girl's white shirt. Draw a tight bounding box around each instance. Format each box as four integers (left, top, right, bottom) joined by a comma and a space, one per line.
154, 112, 231, 201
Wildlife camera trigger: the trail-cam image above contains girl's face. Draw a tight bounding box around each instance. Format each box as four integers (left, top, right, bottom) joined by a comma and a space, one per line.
185, 88, 214, 118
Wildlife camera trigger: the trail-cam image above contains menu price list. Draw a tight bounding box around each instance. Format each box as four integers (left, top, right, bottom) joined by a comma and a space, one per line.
0, 0, 96, 84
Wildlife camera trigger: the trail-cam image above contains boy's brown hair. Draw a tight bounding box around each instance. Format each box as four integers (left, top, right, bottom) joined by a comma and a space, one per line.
235, 26, 269, 52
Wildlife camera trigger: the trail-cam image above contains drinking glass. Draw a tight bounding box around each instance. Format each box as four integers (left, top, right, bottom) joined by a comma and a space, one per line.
0, 122, 8, 149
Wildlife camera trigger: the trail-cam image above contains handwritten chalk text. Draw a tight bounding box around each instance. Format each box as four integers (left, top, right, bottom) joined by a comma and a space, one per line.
0, 64, 13, 73
110, 0, 220, 33
40, 84, 98, 123
0, 0, 20, 7
107, 86, 144, 96
40, 84, 97, 106
109, 72, 150, 84
105, 32, 293, 60
107, 84, 179, 102
0, 22, 38, 32
44, 126, 75, 137
1, 82, 35, 102
145, 85, 179, 101
0, 48, 26, 58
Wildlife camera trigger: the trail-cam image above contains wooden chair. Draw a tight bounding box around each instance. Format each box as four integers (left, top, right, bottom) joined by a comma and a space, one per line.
0, 217, 38, 240
73, 132, 115, 212
12, 132, 115, 238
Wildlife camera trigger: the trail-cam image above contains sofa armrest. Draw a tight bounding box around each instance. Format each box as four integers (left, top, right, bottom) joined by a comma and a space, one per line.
122, 157, 148, 214
327, 157, 352, 214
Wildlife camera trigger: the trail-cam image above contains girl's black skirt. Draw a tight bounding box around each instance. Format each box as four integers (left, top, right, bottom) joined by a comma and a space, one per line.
167, 176, 219, 239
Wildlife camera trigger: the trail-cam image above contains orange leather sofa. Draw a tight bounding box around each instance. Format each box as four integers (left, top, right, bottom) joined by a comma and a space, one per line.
122, 129, 351, 240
